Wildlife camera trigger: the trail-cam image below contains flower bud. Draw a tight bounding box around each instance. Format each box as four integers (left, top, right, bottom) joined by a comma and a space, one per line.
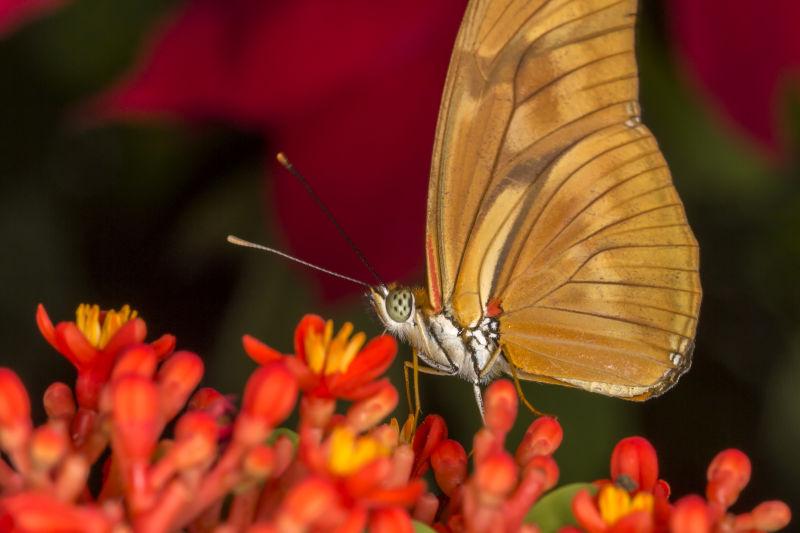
475, 451, 517, 504
30, 423, 68, 470
237, 363, 298, 445
111, 375, 160, 462
158, 351, 204, 420
484, 379, 518, 436
300, 396, 336, 429
411, 414, 448, 478
346, 380, 398, 433
431, 439, 467, 496
516, 416, 563, 465
523, 455, 559, 491
0, 368, 32, 449
671, 495, 712, 533
572, 489, 606, 533
242, 363, 298, 426
747, 500, 792, 531
244, 445, 275, 479
173, 411, 217, 467
705, 448, 750, 509
43, 382, 76, 422
277, 477, 338, 530
111, 344, 157, 380
610, 436, 659, 492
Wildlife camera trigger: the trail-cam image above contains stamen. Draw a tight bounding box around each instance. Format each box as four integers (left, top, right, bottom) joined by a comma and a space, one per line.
75, 304, 137, 349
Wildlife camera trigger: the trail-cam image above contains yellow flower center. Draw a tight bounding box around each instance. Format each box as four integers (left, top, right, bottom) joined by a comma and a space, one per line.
304, 320, 366, 376
327, 426, 388, 476
75, 304, 137, 349
598, 484, 654, 525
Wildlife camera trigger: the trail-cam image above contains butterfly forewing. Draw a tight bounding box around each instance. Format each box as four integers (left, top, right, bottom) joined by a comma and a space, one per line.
425, 0, 701, 398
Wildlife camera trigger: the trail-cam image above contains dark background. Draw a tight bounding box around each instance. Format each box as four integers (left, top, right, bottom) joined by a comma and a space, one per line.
1, 0, 797, 514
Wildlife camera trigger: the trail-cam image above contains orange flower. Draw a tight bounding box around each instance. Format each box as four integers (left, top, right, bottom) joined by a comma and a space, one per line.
243, 314, 396, 401
36, 304, 175, 408
570, 440, 791, 533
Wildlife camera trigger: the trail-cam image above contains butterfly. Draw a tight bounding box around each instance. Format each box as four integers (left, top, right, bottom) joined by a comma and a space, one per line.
367, 0, 701, 413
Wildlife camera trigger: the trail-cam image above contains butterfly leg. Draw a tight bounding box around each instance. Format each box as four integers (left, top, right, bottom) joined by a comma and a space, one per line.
504, 346, 547, 417
403, 356, 450, 422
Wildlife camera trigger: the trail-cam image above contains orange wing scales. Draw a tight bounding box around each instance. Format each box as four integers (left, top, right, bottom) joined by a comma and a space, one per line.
424, 0, 701, 399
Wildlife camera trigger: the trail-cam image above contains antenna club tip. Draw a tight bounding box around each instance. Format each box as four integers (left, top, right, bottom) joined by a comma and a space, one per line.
276, 152, 291, 167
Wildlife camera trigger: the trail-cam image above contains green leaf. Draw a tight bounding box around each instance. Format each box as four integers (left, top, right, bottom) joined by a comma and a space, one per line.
525, 482, 596, 533
412, 520, 437, 533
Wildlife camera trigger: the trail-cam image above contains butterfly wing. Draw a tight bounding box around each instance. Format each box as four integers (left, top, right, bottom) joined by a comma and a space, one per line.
425, 0, 701, 398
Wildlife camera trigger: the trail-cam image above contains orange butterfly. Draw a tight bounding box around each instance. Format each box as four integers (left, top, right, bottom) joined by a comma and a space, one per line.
368, 0, 701, 413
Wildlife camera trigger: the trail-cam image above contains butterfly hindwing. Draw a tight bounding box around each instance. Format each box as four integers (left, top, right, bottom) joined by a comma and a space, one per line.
425, 0, 701, 398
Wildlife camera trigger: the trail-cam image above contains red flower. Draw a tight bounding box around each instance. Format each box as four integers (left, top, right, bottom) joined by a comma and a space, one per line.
669, 0, 800, 158
91, 0, 466, 299
571, 440, 791, 533
244, 314, 396, 402
36, 303, 175, 409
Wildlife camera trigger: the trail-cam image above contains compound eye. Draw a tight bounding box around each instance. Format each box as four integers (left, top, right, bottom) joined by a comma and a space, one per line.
385, 289, 414, 323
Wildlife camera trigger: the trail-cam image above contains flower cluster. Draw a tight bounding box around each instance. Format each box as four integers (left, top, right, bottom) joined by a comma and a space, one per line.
0, 305, 792, 532
566, 436, 791, 533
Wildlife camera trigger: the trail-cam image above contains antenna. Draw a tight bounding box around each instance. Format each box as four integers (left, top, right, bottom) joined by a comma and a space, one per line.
227, 235, 373, 290
276, 152, 387, 288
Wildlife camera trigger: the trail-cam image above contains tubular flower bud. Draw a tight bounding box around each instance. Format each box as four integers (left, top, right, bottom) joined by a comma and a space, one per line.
483, 379, 518, 437
43, 382, 76, 422
516, 416, 563, 465
111, 375, 160, 462
610, 436, 659, 492
705, 448, 751, 509
0, 369, 32, 450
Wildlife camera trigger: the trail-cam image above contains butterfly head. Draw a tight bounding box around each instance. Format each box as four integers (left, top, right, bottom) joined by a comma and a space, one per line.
369, 285, 417, 334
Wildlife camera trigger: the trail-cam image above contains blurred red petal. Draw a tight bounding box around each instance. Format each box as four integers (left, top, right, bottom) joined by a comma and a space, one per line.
361, 479, 424, 508
35, 304, 61, 354
0, 0, 63, 36
102, 318, 148, 357
332, 335, 397, 394
56, 322, 97, 369
92, 0, 466, 299
0, 491, 110, 533
345, 381, 398, 432
572, 488, 607, 533
242, 334, 283, 365
607, 510, 652, 533
294, 314, 325, 364
669, 0, 800, 157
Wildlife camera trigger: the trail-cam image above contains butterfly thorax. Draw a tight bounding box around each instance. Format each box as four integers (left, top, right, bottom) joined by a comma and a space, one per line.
369, 286, 506, 385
